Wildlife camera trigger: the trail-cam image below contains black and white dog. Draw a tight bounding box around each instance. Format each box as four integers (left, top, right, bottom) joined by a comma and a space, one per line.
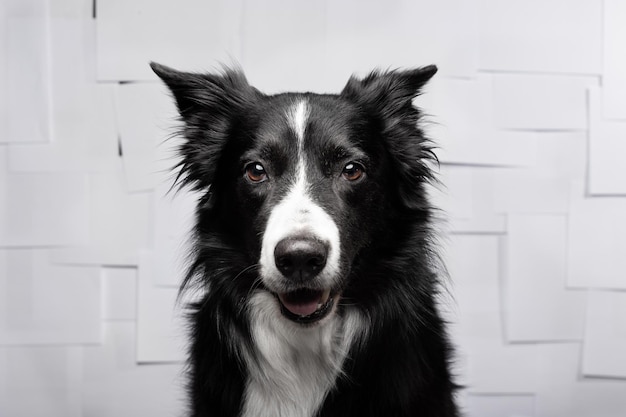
151, 62, 459, 417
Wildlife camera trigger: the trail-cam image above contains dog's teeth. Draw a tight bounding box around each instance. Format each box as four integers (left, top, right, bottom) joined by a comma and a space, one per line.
316, 290, 331, 309
320, 289, 331, 306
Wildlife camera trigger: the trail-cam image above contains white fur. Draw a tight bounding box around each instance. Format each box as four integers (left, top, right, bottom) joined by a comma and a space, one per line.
240, 291, 366, 417
259, 183, 342, 291
289, 100, 309, 148
259, 99, 341, 292
242, 99, 364, 416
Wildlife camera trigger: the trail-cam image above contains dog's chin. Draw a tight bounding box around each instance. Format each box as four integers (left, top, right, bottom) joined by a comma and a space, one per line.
272, 287, 340, 325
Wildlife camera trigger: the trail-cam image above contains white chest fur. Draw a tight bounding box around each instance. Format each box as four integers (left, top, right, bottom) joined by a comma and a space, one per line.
240, 291, 364, 417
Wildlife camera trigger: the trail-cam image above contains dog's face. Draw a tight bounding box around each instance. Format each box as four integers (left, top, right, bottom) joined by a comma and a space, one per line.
152, 63, 437, 326
236, 96, 386, 324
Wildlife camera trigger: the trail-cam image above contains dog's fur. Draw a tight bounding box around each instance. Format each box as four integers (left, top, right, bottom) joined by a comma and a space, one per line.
151, 62, 459, 417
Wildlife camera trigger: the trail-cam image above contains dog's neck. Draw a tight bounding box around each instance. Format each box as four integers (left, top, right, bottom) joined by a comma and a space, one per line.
240, 291, 365, 417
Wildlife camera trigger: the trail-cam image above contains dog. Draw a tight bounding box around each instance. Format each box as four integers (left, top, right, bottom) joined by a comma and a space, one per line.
151, 62, 459, 417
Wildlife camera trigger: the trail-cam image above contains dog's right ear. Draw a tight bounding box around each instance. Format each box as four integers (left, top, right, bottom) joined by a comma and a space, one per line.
150, 62, 254, 120
150, 62, 257, 192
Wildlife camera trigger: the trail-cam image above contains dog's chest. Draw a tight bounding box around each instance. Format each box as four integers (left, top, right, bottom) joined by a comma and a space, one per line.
240, 292, 361, 417
241, 337, 337, 417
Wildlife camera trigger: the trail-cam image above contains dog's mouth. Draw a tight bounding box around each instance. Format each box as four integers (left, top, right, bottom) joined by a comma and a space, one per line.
275, 288, 336, 324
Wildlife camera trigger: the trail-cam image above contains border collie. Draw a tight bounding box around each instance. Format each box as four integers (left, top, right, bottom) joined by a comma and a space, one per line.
151, 62, 459, 417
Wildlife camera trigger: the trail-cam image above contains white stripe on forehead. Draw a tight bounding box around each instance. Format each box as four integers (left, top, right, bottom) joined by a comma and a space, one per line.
287, 99, 310, 149
286, 99, 310, 188
259, 98, 342, 293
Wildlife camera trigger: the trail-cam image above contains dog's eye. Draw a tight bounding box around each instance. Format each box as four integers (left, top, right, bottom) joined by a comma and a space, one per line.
245, 162, 268, 183
342, 162, 365, 181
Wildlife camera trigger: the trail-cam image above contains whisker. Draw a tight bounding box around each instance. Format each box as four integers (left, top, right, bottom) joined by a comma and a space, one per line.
232, 264, 260, 283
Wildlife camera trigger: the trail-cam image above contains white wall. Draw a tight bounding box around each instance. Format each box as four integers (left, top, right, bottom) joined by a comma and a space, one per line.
1, 0, 625, 416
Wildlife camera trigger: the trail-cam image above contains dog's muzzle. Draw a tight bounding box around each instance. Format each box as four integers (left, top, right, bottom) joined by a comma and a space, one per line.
258, 184, 342, 325
271, 237, 336, 324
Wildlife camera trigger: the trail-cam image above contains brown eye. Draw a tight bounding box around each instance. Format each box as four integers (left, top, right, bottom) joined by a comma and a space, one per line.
245, 162, 268, 183
342, 162, 364, 181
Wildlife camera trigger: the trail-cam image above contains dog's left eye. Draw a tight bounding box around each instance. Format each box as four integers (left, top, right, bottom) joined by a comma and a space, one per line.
342, 162, 365, 181
245, 162, 268, 183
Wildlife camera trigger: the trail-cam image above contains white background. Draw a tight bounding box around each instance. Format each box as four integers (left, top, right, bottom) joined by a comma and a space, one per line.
1, 0, 626, 416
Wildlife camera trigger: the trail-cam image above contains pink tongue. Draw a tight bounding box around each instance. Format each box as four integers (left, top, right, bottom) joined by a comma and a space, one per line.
279, 292, 323, 316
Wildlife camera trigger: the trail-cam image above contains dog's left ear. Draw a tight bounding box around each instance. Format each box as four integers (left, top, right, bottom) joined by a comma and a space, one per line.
340, 65, 437, 123
341, 66, 438, 211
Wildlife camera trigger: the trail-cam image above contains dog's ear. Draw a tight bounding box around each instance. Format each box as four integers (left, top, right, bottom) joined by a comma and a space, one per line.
341, 66, 438, 211
150, 62, 254, 121
340, 65, 437, 123
151, 62, 257, 192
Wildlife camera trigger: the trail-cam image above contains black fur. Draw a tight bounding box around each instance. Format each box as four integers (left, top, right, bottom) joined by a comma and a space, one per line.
151, 62, 459, 417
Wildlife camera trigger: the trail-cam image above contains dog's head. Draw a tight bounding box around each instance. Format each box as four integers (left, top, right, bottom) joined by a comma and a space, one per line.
152, 63, 437, 326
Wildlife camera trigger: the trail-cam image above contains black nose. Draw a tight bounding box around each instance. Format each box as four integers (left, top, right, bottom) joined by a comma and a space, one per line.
274, 237, 328, 282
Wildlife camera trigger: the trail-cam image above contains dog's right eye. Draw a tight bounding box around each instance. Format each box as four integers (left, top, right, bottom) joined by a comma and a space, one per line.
244, 162, 268, 183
